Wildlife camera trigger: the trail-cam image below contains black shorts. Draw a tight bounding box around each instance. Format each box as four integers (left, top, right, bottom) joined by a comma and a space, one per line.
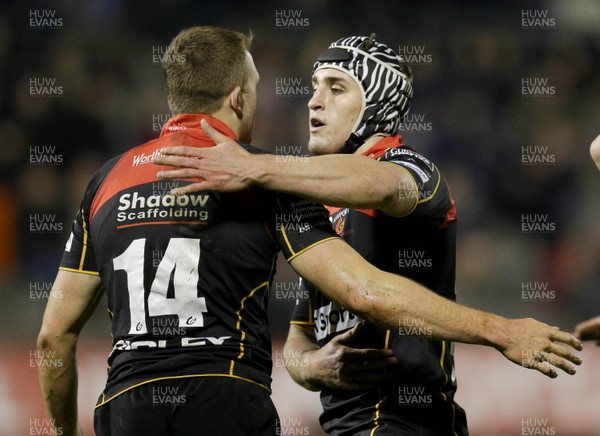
94, 376, 280, 436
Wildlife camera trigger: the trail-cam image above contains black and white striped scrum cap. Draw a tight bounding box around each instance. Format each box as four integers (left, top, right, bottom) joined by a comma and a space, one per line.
313, 34, 413, 152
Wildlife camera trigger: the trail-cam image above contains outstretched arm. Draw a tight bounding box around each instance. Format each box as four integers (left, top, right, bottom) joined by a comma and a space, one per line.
37, 270, 103, 436
154, 120, 417, 216
289, 238, 582, 378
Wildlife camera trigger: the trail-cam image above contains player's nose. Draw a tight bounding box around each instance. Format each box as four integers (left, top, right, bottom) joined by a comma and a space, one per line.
308, 87, 324, 111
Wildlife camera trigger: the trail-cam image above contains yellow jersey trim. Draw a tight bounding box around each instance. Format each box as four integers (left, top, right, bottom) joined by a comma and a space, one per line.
418, 166, 441, 204
286, 237, 339, 262
290, 320, 315, 326
439, 341, 458, 436
369, 328, 391, 435
58, 267, 99, 276
79, 208, 90, 270
230, 281, 269, 375
95, 373, 271, 408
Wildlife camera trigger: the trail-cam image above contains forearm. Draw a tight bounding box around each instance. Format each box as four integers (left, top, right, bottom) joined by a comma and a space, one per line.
252, 153, 401, 209
283, 330, 323, 392
341, 267, 502, 347
292, 239, 505, 349
356, 270, 504, 347
37, 336, 80, 435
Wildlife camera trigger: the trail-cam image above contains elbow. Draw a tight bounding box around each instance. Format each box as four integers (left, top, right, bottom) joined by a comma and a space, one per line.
36, 330, 58, 354
343, 277, 401, 329
343, 282, 375, 320
367, 178, 400, 210
37, 329, 53, 352
37, 327, 76, 354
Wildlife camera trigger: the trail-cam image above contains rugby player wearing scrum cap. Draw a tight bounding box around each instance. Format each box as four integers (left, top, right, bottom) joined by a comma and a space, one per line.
287, 33, 466, 435
155, 33, 582, 435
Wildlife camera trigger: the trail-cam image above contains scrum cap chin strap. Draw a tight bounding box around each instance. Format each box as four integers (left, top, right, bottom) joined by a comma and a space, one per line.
313, 34, 413, 154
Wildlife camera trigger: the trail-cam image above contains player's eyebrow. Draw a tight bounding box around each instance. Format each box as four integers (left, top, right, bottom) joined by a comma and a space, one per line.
311, 75, 351, 86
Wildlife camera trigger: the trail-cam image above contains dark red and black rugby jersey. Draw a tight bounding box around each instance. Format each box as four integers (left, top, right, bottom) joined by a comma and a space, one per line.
291, 135, 468, 435
60, 114, 338, 407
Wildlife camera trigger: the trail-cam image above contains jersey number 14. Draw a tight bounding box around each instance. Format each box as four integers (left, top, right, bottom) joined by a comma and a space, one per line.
113, 238, 208, 334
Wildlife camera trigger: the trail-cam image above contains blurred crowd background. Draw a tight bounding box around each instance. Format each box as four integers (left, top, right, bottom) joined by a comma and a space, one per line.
1, 0, 599, 434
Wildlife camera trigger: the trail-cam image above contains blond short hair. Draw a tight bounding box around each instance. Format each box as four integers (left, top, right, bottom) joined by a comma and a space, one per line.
163, 26, 253, 115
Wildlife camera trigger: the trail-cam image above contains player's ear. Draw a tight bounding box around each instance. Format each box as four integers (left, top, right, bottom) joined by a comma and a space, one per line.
228, 86, 244, 118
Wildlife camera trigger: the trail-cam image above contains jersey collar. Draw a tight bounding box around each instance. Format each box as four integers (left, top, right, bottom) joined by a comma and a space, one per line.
159, 114, 238, 140
360, 134, 405, 158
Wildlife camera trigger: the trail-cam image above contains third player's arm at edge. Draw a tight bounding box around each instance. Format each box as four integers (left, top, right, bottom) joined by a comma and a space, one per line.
289, 238, 582, 379
590, 134, 600, 171
154, 120, 417, 217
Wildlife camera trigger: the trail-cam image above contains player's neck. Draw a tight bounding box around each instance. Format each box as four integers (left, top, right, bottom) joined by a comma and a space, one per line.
208, 109, 243, 141
353, 134, 388, 155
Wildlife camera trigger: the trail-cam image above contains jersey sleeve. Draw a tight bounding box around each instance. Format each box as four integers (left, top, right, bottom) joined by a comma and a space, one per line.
274, 195, 339, 261
58, 164, 111, 276
290, 278, 315, 325
379, 146, 455, 228
59, 206, 99, 275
